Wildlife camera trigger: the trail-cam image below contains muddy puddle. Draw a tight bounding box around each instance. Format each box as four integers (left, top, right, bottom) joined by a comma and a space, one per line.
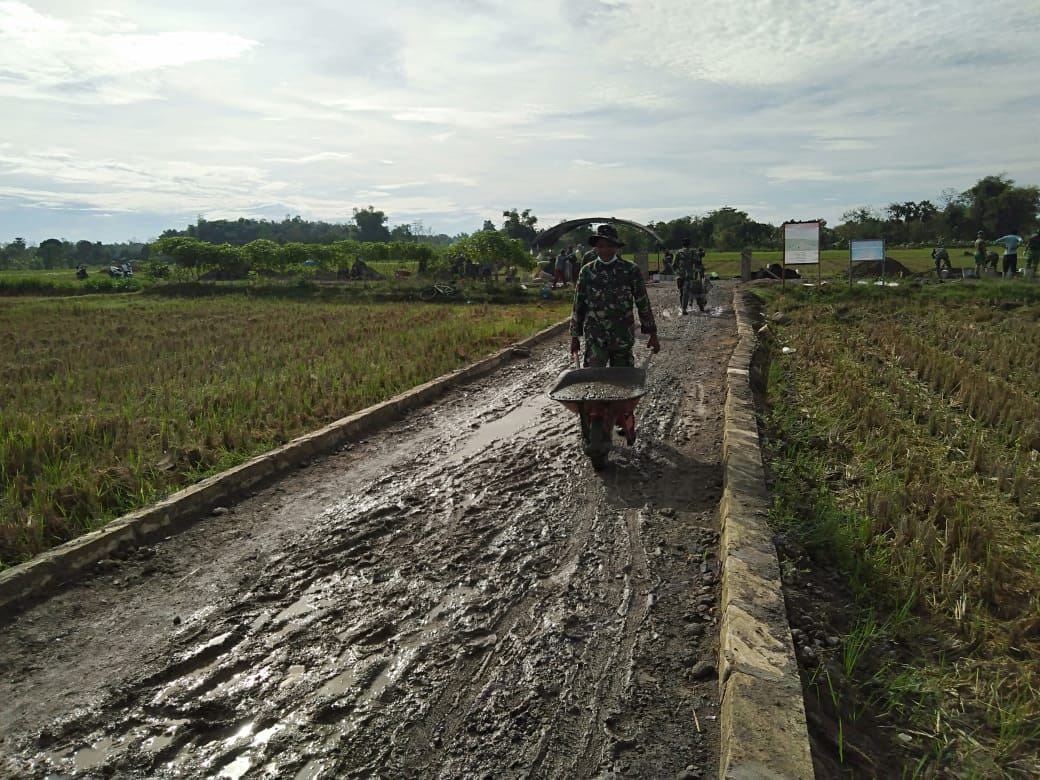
3, 285, 737, 779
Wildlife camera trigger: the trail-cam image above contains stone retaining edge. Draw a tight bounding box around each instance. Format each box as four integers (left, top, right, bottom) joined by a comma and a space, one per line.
717, 290, 814, 779
0, 319, 570, 613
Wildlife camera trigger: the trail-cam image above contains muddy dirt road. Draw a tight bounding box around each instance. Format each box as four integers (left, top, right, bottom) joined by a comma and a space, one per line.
1, 284, 736, 779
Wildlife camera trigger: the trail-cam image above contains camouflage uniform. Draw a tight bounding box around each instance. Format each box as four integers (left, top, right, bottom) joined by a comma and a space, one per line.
675, 247, 706, 312
571, 257, 657, 367
1026, 234, 1040, 271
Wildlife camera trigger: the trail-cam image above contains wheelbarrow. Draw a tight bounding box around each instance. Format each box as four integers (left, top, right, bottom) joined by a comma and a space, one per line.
548, 353, 651, 470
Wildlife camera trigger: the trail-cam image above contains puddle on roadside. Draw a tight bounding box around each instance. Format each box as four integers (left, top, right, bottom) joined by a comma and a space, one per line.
204, 665, 273, 701
251, 723, 285, 747
449, 395, 549, 463
218, 753, 252, 779
151, 655, 223, 705
319, 667, 359, 697
143, 718, 190, 753
59, 736, 115, 771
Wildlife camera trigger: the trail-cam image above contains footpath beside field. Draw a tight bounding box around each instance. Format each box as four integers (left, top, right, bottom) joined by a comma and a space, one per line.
1, 285, 742, 779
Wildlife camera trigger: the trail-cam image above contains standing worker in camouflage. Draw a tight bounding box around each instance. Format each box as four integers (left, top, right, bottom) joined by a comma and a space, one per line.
1026, 231, 1040, 277
931, 239, 951, 279
570, 224, 660, 368
675, 239, 707, 314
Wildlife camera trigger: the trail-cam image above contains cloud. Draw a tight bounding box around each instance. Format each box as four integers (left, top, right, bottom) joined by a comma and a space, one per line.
0, 1, 256, 104
573, 159, 625, 169
766, 166, 838, 183
265, 152, 354, 164
2, 0, 1040, 244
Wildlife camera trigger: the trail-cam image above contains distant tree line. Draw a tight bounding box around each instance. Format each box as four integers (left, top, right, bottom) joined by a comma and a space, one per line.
159, 208, 456, 247
3, 175, 1036, 271
151, 237, 443, 280
835, 175, 1039, 247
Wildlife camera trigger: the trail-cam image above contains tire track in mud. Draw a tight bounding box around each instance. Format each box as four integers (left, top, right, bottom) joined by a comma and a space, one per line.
3, 284, 736, 780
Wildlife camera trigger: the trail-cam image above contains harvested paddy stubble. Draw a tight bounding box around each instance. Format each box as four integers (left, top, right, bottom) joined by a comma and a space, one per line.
763, 287, 1040, 777
0, 296, 568, 567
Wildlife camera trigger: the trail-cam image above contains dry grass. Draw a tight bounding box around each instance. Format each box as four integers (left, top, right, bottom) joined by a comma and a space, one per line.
763, 286, 1040, 777
0, 295, 569, 568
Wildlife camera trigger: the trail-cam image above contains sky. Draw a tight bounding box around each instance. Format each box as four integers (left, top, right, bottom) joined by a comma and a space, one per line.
1, 0, 1039, 245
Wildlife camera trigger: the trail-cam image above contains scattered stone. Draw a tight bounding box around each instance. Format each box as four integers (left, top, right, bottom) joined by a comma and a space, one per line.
173, 616, 181, 626
677, 767, 701, 780
896, 733, 913, 744
689, 661, 716, 680
211, 506, 229, 516
826, 636, 840, 648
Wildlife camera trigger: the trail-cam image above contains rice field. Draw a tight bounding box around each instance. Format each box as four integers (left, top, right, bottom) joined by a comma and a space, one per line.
0, 295, 569, 568
761, 282, 1040, 776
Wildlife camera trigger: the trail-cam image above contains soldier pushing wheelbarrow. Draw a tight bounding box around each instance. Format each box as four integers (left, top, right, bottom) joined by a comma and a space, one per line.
552, 224, 660, 469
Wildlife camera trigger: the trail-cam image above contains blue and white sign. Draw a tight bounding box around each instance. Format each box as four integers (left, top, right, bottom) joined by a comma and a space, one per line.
850, 239, 885, 262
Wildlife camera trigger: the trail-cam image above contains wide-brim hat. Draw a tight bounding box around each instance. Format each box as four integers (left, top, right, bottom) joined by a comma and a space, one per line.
587, 224, 625, 247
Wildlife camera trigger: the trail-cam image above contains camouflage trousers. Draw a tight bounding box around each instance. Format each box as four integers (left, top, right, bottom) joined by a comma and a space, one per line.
583, 340, 635, 367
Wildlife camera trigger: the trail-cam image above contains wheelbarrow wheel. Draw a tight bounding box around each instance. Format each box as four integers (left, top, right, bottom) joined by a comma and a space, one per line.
585, 418, 612, 470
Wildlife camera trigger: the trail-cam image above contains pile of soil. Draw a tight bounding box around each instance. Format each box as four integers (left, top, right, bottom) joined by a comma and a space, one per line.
850, 258, 912, 278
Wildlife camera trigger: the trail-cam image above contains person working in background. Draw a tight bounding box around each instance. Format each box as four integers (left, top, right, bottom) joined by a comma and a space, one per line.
974, 231, 987, 277
993, 232, 1024, 278
931, 239, 951, 279
1025, 231, 1040, 277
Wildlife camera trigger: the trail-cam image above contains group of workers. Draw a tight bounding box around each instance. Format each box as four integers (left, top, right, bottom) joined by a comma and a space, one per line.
933, 231, 1040, 278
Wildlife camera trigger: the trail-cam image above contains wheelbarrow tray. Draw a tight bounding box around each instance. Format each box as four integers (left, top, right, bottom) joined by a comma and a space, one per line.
548, 366, 647, 404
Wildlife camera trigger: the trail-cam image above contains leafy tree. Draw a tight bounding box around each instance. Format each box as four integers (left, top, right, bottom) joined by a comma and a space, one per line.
38, 238, 65, 268
353, 206, 391, 243
0, 238, 28, 269
153, 237, 238, 279
500, 209, 539, 243
242, 239, 284, 274
74, 240, 98, 264
450, 231, 531, 271
961, 175, 1039, 236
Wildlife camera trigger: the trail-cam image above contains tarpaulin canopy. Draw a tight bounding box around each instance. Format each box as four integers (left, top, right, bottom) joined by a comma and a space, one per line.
531, 217, 664, 250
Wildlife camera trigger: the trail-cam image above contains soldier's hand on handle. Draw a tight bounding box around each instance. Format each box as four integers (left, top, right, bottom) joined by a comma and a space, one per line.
647, 334, 661, 354
570, 337, 581, 356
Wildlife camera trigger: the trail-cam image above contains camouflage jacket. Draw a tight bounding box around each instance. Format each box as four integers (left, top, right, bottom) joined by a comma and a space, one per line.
675, 248, 703, 277
570, 257, 657, 347
1027, 235, 1040, 260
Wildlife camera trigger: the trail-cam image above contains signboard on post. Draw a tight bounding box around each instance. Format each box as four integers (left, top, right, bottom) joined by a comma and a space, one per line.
782, 220, 821, 287
783, 221, 821, 265
849, 239, 886, 286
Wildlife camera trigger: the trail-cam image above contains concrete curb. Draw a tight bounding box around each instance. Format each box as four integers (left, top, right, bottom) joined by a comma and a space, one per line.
0, 319, 570, 613
717, 290, 814, 779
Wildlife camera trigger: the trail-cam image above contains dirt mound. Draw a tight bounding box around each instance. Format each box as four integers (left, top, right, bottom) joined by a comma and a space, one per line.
850, 257, 912, 278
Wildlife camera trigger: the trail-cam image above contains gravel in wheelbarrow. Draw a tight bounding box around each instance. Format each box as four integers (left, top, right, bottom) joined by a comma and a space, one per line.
548, 366, 648, 403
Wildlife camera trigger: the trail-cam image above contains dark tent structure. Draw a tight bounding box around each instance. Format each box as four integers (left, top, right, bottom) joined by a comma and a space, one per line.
531, 217, 664, 251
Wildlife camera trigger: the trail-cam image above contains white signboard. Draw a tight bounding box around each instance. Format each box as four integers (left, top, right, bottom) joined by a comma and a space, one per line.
850, 239, 885, 262
784, 222, 820, 265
